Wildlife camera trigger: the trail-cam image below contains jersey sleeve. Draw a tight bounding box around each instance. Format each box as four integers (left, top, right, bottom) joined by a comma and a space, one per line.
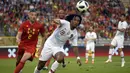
60, 19, 69, 26
40, 24, 45, 34
85, 32, 88, 39
94, 32, 97, 39
122, 21, 128, 29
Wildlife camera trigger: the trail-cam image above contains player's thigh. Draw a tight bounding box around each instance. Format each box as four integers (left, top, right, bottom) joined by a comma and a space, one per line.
86, 44, 90, 51
111, 38, 117, 46
39, 46, 53, 61
16, 48, 24, 62
117, 37, 124, 48
20, 52, 32, 62
52, 46, 65, 57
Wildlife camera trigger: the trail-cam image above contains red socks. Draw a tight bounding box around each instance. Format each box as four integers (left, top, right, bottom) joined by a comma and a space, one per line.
14, 62, 25, 73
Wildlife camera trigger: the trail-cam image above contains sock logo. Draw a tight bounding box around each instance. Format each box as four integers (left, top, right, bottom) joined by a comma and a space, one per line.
8, 49, 16, 58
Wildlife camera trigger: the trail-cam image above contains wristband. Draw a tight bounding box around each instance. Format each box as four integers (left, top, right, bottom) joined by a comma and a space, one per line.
77, 56, 80, 59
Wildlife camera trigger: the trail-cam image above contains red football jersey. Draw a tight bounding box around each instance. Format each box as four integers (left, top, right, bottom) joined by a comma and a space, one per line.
18, 20, 45, 48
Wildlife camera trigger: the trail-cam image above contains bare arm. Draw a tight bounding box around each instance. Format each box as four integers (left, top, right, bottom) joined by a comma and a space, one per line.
112, 27, 126, 32
16, 31, 22, 44
73, 46, 82, 66
73, 46, 79, 57
53, 19, 61, 25
53, 19, 62, 27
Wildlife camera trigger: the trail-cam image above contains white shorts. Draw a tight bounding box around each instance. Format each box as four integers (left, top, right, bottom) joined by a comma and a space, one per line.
86, 43, 95, 52
39, 40, 65, 61
111, 36, 124, 48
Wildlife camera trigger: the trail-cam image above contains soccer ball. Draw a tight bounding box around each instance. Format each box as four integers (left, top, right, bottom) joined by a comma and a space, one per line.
76, 0, 89, 13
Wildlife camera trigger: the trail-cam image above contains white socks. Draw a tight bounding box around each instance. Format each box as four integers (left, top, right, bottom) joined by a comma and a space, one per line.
120, 51, 125, 62
108, 48, 114, 60
34, 66, 40, 73
92, 53, 95, 61
49, 61, 59, 73
85, 53, 88, 60
86, 52, 94, 61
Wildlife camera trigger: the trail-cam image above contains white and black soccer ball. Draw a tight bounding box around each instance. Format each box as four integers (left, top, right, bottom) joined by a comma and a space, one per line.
76, 0, 89, 13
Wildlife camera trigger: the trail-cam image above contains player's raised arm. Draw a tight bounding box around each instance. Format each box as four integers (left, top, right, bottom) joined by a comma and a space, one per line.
112, 25, 127, 32
70, 30, 82, 66
53, 19, 62, 27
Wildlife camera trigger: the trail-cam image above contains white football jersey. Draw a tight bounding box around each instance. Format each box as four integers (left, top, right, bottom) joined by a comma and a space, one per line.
47, 19, 78, 46
115, 21, 128, 38
85, 32, 97, 44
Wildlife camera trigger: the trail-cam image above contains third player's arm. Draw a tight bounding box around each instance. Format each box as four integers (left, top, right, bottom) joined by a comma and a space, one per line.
113, 27, 126, 32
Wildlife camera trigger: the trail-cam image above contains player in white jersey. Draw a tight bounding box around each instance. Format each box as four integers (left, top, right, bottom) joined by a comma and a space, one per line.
34, 14, 82, 73
105, 14, 128, 67
84, 26, 97, 64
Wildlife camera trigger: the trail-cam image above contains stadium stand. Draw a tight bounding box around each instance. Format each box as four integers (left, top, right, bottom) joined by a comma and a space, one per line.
0, 0, 130, 46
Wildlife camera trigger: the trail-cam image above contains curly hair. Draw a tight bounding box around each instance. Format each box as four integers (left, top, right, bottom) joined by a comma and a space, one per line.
65, 14, 82, 26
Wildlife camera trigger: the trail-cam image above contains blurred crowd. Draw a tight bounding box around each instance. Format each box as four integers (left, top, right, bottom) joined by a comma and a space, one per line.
0, 0, 130, 40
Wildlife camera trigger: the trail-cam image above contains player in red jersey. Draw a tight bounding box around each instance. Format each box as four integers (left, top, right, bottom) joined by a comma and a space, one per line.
14, 6, 46, 73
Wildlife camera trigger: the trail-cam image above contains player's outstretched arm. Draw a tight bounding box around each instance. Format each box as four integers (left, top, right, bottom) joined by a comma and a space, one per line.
73, 46, 82, 66
112, 27, 126, 32
53, 19, 62, 25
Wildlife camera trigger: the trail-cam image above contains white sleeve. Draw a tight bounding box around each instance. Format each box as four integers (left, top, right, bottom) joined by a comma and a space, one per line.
85, 32, 88, 39
60, 19, 69, 26
94, 32, 97, 39
123, 21, 128, 29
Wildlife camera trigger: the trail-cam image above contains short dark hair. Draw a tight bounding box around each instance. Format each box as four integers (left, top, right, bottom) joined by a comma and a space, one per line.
65, 14, 82, 26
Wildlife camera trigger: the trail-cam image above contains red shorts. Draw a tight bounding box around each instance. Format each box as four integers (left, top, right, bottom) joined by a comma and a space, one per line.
16, 44, 36, 61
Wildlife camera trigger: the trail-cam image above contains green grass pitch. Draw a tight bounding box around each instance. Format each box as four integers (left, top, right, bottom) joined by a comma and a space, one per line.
0, 56, 130, 73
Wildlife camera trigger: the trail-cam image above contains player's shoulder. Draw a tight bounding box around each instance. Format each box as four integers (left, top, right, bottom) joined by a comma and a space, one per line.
35, 21, 43, 25
123, 21, 128, 24
60, 19, 70, 26
72, 29, 78, 32
92, 32, 96, 34
60, 19, 69, 23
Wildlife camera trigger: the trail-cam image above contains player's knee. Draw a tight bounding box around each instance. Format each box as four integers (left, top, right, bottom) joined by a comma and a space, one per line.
118, 48, 122, 52
110, 45, 115, 49
56, 55, 64, 63
37, 61, 46, 70
57, 58, 64, 63
55, 52, 65, 63
86, 50, 89, 53
91, 51, 94, 54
